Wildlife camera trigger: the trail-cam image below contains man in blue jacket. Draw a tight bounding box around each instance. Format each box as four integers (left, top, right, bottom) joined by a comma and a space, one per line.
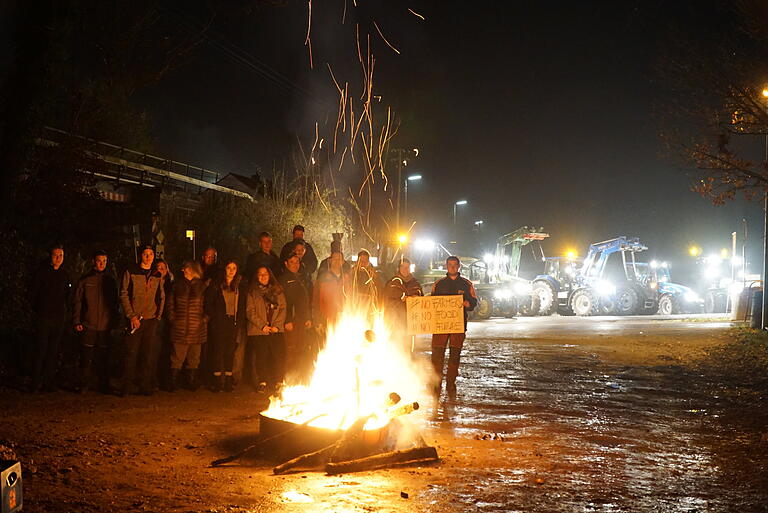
430, 256, 477, 398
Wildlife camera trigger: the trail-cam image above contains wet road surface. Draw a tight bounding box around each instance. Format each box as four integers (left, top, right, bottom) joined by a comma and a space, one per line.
3, 314, 766, 512
420, 314, 767, 512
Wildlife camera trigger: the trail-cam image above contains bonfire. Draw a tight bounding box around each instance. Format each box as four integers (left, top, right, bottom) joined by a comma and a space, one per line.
212, 308, 439, 474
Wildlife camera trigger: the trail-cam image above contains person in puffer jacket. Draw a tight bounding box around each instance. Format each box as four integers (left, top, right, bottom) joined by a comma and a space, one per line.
246, 265, 287, 396
118, 246, 165, 396
167, 261, 208, 391
73, 250, 119, 393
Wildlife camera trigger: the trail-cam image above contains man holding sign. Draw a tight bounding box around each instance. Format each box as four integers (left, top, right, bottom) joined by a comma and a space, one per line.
430, 255, 477, 398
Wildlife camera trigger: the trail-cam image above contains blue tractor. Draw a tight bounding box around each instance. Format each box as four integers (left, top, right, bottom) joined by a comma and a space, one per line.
632, 261, 703, 315
531, 236, 659, 316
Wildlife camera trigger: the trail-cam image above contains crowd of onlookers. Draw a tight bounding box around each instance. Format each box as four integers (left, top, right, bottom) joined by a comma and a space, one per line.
27, 224, 427, 397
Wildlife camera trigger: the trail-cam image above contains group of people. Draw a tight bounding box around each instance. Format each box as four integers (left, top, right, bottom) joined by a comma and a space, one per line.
29, 224, 479, 399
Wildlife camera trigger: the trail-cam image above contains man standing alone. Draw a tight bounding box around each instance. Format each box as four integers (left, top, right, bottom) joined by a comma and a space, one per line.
430, 256, 477, 398
119, 246, 165, 396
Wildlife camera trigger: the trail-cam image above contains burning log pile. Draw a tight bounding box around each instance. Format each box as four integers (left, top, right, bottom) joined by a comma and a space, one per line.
211, 312, 439, 474
272, 395, 438, 475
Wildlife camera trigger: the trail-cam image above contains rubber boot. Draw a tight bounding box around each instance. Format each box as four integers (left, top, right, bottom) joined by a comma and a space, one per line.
223, 375, 234, 392
168, 369, 179, 392
431, 347, 446, 398
187, 369, 199, 391
79, 345, 94, 393
94, 346, 111, 394
446, 364, 459, 399
211, 373, 222, 393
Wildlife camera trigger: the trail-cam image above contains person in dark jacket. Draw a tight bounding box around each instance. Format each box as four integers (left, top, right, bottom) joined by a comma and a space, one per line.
119, 246, 165, 396
279, 225, 318, 276
245, 231, 282, 280
279, 253, 313, 384
290, 241, 314, 297
155, 259, 174, 390
344, 249, 382, 320
430, 256, 478, 399
313, 251, 345, 330
167, 261, 208, 391
200, 246, 221, 285
73, 250, 119, 393
246, 266, 287, 395
383, 258, 423, 353
317, 240, 352, 276
205, 259, 246, 392
30, 244, 70, 392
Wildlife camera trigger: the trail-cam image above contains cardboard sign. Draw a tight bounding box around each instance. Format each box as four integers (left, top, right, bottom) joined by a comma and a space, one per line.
406, 295, 464, 335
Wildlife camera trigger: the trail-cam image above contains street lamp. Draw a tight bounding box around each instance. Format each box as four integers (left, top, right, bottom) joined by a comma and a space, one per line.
403, 174, 422, 226
393, 148, 419, 231
453, 200, 468, 242
186, 229, 196, 260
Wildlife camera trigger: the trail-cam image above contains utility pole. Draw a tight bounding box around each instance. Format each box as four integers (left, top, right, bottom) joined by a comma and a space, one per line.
394, 149, 404, 232
763, 132, 768, 329
391, 148, 419, 234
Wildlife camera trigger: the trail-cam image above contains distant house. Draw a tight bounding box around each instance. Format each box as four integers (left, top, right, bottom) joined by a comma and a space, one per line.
216, 173, 264, 198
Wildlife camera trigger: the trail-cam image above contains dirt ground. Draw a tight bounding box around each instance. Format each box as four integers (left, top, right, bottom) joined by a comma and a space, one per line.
1, 316, 767, 513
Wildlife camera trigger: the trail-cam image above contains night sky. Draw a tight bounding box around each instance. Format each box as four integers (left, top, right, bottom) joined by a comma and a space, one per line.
134, 1, 762, 279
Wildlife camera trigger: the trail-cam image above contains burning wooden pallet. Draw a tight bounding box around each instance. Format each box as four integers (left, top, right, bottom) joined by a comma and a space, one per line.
211, 394, 439, 474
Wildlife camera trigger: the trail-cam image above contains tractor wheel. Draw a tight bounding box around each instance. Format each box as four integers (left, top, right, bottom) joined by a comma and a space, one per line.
532, 281, 557, 316
658, 294, 680, 315
704, 291, 727, 313
517, 297, 537, 317
571, 289, 599, 316
615, 286, 640, 315
600, 297, 617, 315
472, 296, 493, 320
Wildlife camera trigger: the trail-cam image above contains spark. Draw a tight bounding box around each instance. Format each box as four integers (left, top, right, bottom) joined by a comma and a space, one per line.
373, 21, 400, 55
407, 8, 425, 20
314, 181, 331, 214
305, 0, 313, 68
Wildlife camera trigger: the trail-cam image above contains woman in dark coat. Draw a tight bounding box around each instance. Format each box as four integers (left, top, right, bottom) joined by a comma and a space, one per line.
167, 261, 208, 391
205, 259, 246, 392
246, 265, 287, 395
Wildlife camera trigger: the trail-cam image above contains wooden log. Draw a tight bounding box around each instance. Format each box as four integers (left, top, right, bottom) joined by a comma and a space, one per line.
272, 440, 339, 474
325, 446, 439, 475
273, 414, 373, 475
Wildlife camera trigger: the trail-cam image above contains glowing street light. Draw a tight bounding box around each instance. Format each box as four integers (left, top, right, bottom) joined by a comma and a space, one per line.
397, 233, 408, 245
403, 174, 423, 229
453, 200, 468, 227
186, 229, 196, 260
688, 245, 702, 257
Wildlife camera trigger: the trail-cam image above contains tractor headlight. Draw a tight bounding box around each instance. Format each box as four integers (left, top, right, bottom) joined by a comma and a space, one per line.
683, 291, 699, 303
595, 280, 616, 297
513, 282, 532, 296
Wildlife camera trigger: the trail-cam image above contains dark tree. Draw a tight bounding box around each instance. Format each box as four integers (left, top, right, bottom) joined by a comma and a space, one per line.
656, 1, 768, 204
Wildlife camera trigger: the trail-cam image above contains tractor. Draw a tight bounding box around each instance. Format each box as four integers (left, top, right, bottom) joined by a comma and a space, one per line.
632, 261, 703, 315
531, 236, 659, 316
